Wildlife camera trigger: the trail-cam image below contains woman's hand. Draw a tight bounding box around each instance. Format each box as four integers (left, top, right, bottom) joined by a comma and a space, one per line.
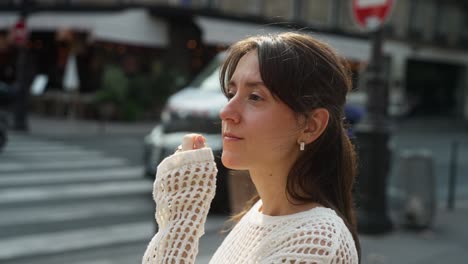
175, 133, 206, 153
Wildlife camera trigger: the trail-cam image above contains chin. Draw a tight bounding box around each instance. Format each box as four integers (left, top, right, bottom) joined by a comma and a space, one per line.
221, 152, 247, 170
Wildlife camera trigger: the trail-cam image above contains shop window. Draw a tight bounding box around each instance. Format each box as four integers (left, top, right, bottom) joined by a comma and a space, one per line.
434, 3, 463, 46
460, 12, 468, 47
407, 0, 432, 41
297, 0, 331, 26
433, 1, 449, 45
218, 0, 263, 17
262, 0, 293, 20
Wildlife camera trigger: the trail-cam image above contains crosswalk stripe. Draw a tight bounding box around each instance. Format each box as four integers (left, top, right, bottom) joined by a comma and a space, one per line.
2, 146, 84, 155
0, 216, 228, 261
0, 181, 152, 204
0, 200, 152, 227
0, 163, 24, 171
5, 141, 68, 148
1, 152, 126, 164
0, 133, 155, 262
0, 222, 154, 260
0, 167, 145, 186
0, 158, 129, 172
3, 149, 104, 158
5, 140, 82, 149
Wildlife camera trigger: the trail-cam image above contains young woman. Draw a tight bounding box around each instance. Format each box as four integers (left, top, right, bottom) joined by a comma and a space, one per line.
143, 32, 360, 263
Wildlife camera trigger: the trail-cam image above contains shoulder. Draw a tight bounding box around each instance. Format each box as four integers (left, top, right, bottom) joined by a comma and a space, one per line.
262, 207, 358, 263
278, 207, 350, 251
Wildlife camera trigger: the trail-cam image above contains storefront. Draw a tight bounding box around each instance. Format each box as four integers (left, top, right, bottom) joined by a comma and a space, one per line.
1, 8, 468, 120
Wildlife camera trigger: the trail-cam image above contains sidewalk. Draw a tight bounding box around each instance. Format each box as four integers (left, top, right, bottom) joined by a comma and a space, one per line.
359, 208, 468, 264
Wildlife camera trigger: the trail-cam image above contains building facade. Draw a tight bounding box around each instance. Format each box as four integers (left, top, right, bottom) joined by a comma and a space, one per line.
1, 0, 467, 119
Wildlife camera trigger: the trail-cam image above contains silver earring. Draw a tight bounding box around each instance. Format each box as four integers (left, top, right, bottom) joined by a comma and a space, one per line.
300, 141, 305, 151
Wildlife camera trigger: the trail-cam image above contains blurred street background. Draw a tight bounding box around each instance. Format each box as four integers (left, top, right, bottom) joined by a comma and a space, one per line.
1, 0, 468, 263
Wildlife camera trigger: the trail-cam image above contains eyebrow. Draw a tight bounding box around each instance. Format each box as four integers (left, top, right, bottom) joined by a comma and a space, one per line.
228, 80, 265, 88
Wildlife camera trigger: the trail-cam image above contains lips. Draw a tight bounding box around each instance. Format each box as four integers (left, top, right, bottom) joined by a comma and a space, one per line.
223, 132, 243, 140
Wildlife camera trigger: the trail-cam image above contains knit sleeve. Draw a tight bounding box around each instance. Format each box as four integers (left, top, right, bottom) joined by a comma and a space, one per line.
142, 148, 217, 264
260, 220, 358, 264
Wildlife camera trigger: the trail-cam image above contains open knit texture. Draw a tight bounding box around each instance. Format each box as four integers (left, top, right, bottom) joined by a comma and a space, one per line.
142, 148, 217, 264
142, 148, 358, 264
210, 201, 359, 263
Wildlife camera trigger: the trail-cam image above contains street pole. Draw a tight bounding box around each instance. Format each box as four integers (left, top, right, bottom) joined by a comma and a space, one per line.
354, 27, 393, 234
12, 0, 32, 131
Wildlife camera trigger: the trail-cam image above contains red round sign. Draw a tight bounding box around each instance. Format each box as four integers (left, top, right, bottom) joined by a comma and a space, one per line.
12, 19, 28, 46
352, 0, 394, 30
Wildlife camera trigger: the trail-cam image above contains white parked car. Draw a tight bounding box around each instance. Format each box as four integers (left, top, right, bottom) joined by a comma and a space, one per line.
142, 53, 231, 213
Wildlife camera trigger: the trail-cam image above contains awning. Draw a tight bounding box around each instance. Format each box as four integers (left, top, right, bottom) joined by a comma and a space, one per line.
194, 16, 468, 64
194, 16, 370, 61
0, 9, 168, 47
92, 9, 168, 47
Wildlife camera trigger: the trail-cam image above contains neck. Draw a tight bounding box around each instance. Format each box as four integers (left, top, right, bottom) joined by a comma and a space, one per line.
249, 167, 318, 216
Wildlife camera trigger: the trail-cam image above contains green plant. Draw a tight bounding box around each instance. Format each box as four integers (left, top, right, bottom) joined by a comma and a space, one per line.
94, 61, 190, 121
95, 64, 129, 105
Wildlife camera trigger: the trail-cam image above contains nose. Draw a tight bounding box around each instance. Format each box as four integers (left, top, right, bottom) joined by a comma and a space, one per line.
219, 98, 240, 124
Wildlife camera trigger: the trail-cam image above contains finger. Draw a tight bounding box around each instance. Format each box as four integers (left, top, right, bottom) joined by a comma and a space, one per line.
193, 135, 206, 149
181, 133, 198, 151
174, 145, 182, 153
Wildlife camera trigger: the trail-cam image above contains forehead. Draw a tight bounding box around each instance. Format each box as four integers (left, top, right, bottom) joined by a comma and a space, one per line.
231, 51, 261, 80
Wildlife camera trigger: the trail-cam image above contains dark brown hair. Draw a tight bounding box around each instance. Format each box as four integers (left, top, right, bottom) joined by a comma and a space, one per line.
220, 32, 360, 259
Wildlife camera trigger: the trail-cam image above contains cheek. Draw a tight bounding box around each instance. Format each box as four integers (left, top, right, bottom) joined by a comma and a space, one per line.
250, 116, 299, 151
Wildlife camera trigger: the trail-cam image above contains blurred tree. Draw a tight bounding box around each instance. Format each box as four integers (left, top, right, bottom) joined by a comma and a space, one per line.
96, 64, 128, 105
94, 60, 188, 121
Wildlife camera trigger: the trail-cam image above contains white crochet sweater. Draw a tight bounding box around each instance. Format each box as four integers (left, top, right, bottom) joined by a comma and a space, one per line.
142, 148, 359, 264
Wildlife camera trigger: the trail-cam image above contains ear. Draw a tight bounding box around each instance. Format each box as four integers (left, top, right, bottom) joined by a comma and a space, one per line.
299, 108, 329, 145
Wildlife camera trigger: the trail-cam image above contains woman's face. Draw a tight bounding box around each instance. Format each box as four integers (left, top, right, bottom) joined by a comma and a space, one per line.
220, 51, 303, 171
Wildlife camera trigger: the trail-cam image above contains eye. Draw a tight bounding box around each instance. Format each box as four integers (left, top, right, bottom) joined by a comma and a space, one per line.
249, 94, 263, 101
226, 90, 235, 100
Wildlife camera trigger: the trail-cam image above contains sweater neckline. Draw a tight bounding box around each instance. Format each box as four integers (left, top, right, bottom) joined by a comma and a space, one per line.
247, 200, 336, 225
